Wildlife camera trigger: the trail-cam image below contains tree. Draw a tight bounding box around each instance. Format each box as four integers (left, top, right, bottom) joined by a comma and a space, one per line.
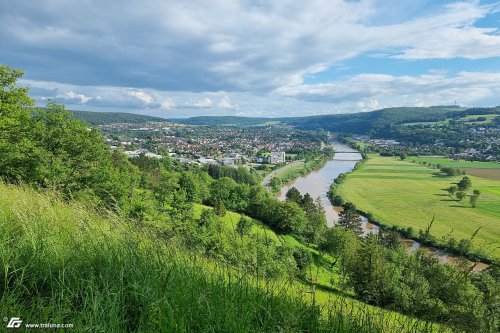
469, 194, 479, 208
269, 177, 282, 192
0, 66, 139, 209
179, 172, 200, 203
213, 200, 226, 217
271, 201, 307, 234
303, 197, 327, 244
473, 189, 481, 196
236, 215, 253, 238
447, 185, 458, 196
457, 176, 472, 191
456, 191, 466, 201
285, 187, 302, 204
399, 152, 407, 160
292, 248, 313, 274
337, 202, 363, 237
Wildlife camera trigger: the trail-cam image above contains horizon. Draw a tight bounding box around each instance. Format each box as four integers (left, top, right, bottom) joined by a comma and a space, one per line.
2, 1, 500, 117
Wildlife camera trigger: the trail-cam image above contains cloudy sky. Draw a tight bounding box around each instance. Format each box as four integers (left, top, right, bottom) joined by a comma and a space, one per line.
1, 0, 500, 118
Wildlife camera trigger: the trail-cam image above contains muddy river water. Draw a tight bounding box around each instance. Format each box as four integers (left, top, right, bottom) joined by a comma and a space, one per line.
278, 142, 488, 272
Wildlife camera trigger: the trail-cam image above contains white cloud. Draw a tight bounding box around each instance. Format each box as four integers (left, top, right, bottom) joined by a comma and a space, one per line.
216, 95, 237, 109
62, 90, 91, 104
128, 90, 154, 104
3, 0, 500, 94
160, 98, 175, 109
278, 71, 500, 110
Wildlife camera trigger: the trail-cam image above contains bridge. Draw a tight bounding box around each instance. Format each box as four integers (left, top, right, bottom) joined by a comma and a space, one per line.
332, 158, 363, 162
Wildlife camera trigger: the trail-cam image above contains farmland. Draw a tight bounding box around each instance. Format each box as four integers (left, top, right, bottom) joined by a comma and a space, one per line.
336, 155, 500, 259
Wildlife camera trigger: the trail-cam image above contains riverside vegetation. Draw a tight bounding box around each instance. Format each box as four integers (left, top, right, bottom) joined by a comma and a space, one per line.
1, 65, 499, 332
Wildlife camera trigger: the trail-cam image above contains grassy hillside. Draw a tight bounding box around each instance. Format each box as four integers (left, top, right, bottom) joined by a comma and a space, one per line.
336, 155, 500, 259
0, 183, 441, 332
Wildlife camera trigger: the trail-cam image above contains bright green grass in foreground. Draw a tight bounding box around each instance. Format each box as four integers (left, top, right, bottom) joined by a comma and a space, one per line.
337, 155, 500, 258
0, 183, 442, 332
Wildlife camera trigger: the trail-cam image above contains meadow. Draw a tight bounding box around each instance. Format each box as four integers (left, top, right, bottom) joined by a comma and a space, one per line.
336, 155, 500, 259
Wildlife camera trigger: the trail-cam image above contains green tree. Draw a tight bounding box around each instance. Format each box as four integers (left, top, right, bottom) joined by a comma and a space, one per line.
179, 172, 200, 202
457, 176, 472, 191
271, 201, 307, 234
285, 187, 302, 204
447, 185, 458, 196
236, 215, 253, 238
213, 200, 226, 217
456, 191, 466, 201
269, 177, 282, 192
470, 194, 479, 208
337, 202, 363, 237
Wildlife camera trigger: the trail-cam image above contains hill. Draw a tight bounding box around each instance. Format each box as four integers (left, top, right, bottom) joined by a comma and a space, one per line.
173, 106, 468, 133
0, 183, 436, 332
70, 110, 167, 125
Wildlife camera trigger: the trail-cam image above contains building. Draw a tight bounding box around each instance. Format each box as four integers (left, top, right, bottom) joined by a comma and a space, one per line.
268, 151, 285, 164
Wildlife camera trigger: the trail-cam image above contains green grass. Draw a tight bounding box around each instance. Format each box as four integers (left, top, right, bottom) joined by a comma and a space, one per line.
193, 204, 281, 244
411, 157, 500, 169
0, 183, 443, 332
337, 155, 500, 259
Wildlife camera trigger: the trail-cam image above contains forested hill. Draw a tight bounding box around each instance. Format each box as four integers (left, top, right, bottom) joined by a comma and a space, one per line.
172, 116, 274, 126
70, 110, 166, 125
174, 106, 471, 133
286, 106, 469, 133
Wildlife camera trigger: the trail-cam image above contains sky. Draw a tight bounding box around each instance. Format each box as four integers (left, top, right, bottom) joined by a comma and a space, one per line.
1, 0, 500, 118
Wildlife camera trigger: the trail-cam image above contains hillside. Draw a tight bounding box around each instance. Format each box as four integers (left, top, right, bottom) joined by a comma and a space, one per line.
173, 106, 468, 133
70, 110, 167, 125
0, 183, 436, 332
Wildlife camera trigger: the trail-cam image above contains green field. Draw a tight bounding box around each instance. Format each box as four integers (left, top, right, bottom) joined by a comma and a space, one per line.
337, 155, 500, 258
411, 157, 500, 169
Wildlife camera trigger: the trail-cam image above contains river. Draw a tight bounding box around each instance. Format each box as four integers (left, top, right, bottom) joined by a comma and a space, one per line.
278, 142, 488, 272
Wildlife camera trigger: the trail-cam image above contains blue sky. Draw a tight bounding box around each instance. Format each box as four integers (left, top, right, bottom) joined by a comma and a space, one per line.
1, 0, 499, 117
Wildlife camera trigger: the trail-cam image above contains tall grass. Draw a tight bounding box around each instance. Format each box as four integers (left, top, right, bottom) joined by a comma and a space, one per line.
0, 183, 446, 332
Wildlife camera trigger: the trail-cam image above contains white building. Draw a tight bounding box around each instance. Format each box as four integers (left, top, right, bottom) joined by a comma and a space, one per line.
268, 151, 285, 164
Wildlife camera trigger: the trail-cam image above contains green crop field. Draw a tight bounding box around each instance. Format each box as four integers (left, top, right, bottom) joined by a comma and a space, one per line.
337, 155, 500, 259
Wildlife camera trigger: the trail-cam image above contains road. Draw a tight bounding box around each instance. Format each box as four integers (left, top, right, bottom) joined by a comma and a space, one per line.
261, 160, 305, 187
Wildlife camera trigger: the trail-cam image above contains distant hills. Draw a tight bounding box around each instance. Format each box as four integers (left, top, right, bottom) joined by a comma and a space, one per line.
70, 106, 499, 134
70, 110, 166, 125
174, 106, 470, 133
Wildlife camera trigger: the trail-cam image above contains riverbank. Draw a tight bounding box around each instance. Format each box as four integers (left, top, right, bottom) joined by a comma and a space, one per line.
334, 154, 499, 262
266, 145, 335, 193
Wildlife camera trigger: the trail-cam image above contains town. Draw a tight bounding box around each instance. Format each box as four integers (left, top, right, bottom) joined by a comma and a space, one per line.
99, 121, 328, 168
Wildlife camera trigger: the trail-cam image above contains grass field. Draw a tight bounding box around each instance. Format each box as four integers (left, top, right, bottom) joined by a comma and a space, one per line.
411, 157, 500, 181
411, 157, 500, 169
337, 155, 500, 259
